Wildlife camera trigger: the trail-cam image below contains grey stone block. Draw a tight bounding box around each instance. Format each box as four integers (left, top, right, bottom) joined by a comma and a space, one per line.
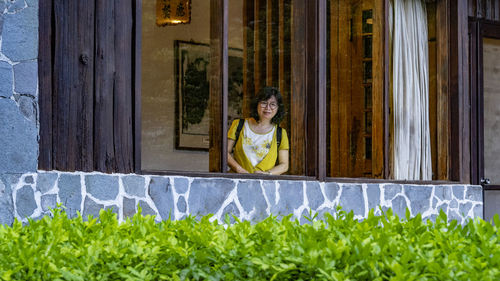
85, 175, 119, 201
465, 186, 482, 202
316, 207, 336, 220
452, 186, 465, 200
435, 185, 452, 201
237, 180, 267, 221
41, 194, 57, 212
299, 209, 312, 225
16, 185, 36, 218
122, 175, 145, 197
138, 200, 157, 216
450, 199, 458, 209
13, 60, 37, 96
188, 179, 234, 217
174, 178, 189, 194
404, 185, 432, 215
448, 210, 462, 223
24, 175, 33, 184
105, 205, 119, 216
271, 181, 303, 216
177, 196, 187, 213
58, 174, 82, 218
17, 96, 35, 122
436, 202, 448, 214
83, 196, 104, 220
262, 181, 276, 206
324, 182, 340, 201
306, 182, 324, 210
149, 177, 174, 220
472, 204, 483, 219
0, 99, 37, 173
36, 173, 57, 194
367, 184, 380, 212
383, 184, 401, 201
123, 197, 136, 218
2, 5, 38, 61
0, 61, 13, 98
391, 195, 408, 218
432, 197, 438, 209
7, 0, 25, 13
459, 202, 473, 217
221, 202, 240, 224
0, 176, 14, 225
339, 185, 365, 217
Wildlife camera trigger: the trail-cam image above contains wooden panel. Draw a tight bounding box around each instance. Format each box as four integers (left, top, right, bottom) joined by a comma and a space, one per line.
290, 0, 307, 175
94, 0, 116, 173
329, 0, 341, 177
469, 0, 477, 17
254, 0, 266, 93
38, 0, 53, 170
372, 0, 384, 178
242, 0, 254, 117
266, 0, 279, 86
114, 0, 134, 173
134, 0, 142, 172
305, 0, 326, 177
77, 0, 96, 172
52, 0, 95, 171
338, 0, 351, 176
278, 0, 292, 130
437, 0, 450, 180
428, 2, 438, 180
209, 0, 227, 172
449, 0, 471, 182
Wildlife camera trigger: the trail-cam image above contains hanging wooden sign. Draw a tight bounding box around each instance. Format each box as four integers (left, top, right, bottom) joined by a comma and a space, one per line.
156, 0, 191, 26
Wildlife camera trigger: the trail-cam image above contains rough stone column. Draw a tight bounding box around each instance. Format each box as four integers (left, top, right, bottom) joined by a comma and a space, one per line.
0, 0, 39, 225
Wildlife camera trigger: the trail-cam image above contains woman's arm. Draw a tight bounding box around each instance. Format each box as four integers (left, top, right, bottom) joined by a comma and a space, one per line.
227, 139, 249, 173
266, 149, 289, 175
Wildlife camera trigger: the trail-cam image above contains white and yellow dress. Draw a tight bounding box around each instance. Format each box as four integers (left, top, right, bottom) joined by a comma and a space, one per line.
228, 118, 289, 173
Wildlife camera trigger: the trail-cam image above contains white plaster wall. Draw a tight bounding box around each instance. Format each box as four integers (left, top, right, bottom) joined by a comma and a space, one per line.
141, 0, 243, 171
483, 38, 500, 184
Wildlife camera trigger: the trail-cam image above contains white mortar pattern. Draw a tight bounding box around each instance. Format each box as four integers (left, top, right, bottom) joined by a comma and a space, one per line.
6, 171, 485, 225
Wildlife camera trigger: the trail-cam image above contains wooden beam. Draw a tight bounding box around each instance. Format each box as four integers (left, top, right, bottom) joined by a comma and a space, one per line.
372, 0, 384, 178
290, 0, 307, 175
134, 0, 142, 173
209, 0, 228, 172
436, 0, 450, 180
38, 0, 53, 170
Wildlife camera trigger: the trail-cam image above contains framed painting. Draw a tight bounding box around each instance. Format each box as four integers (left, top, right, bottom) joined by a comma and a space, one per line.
175, 40, 243, 150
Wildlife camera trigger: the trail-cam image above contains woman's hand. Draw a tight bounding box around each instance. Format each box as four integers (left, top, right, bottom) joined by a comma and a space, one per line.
255, 170, 272, 175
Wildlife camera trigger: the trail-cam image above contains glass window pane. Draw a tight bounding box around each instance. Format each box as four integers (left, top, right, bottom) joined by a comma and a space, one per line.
228, 0, 301, 175
141, 0, 212, 171
327, 0, 378, 178
483, 37, 500, 185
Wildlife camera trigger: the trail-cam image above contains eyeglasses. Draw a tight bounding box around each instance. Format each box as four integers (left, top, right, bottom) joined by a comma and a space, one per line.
259, 101, 278, 110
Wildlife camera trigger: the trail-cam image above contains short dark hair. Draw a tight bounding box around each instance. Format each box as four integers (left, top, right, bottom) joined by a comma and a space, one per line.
250, 87, 286, 125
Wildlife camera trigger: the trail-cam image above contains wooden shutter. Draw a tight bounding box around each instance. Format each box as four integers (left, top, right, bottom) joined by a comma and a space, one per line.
39, 0, 138, 173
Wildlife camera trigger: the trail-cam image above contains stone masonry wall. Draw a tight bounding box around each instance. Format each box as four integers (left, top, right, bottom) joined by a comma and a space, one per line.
1, 171, 483, 225
0, 0, 38, 174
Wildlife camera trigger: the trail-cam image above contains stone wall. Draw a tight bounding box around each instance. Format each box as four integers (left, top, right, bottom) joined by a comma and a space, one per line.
1, 171, 483, 225
0, 0, 38, 174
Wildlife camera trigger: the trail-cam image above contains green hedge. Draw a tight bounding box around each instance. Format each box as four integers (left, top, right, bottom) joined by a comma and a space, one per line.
0, 208, 499, 281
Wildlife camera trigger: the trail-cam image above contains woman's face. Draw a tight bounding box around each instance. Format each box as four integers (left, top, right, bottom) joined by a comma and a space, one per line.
257, 95, 278, 122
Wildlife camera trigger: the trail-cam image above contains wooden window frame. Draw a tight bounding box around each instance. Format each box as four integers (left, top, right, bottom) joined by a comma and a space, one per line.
470, 20, 500, 189
38, 0, 470, 183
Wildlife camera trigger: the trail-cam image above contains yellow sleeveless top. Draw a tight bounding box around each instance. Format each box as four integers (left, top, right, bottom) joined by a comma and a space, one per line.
228, 118, 289, 173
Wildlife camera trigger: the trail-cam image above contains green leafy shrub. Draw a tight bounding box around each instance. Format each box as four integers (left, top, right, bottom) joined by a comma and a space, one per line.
0, 207, 499, 281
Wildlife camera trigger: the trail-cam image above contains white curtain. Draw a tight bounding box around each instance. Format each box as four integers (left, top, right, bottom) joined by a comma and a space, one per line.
390, 0, 432, 180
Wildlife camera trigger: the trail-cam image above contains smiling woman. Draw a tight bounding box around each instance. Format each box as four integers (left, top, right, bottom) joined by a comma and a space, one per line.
227, 87, 289, 175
